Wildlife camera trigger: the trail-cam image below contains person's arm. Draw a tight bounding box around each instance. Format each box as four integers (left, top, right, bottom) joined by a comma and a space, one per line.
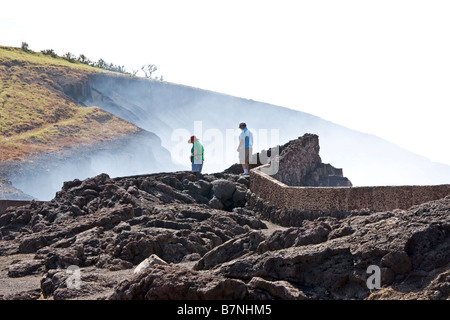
237, 139, 243, 152
190, 146, 196, 163
192, 143, 200, 158
237, 130, 244, 151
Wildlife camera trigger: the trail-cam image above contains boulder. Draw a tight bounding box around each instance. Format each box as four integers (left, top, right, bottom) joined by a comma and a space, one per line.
8, 259, 45, 278
248, 277, 308, 300
110, 264, 248, 300
211, 179, 236, 202
134, 254, 168, 274
19, 235, 48, 253
194, 231, 265, 270
236, 175, 250, 187
40, 267, 118, 300
232, 185, 247, 207
208, 196, 224, 210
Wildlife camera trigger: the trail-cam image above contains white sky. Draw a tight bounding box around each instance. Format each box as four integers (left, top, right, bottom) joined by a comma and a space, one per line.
2, 0, 450, 166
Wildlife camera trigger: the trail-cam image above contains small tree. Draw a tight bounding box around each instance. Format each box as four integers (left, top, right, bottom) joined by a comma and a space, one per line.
117, 65, 127, 74
141, 64, 158, 79
96, 58, 107, 69
78, 54, 91, 64
63, 52, 76, 63
41, 49, 58, 58
21, 42, 30, 52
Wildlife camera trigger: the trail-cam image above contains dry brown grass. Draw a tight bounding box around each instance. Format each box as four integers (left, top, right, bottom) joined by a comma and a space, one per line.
0, 46, 140, 161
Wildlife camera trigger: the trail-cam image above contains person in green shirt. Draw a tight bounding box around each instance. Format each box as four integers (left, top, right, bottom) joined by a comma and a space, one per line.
188, 135, 204, 173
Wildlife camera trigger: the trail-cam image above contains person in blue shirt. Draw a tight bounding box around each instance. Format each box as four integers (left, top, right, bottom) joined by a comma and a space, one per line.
236, 122, 253, 174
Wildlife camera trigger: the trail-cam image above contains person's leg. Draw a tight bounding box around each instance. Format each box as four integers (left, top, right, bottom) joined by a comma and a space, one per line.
244, 148, 250, 174
239, 149, 246, 173
192, 162, 203, 173
248, 148, 253, 165
192, 157, 203, 173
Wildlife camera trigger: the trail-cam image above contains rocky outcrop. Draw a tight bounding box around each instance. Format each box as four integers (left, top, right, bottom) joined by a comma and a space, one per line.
109, 195, 450, 300
1, 168, 449, 300
110, 263, 248, 300
226, 134, 352, 187
7, 259, 45, 278
0, 134, 449, 301
0, 171, 261, 259
0, 170, 267, 299
193, 231, 265, 270
0, 177, 34, 201
271, 134, 352, 187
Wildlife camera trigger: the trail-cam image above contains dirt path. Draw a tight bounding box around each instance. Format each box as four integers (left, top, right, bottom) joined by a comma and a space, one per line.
0, 253, 41, 297
0, 252, 134, 300
260, 219, 288, 237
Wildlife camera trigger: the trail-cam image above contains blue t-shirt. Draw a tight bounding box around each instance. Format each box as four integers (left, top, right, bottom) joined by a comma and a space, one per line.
239, 127, 253, 149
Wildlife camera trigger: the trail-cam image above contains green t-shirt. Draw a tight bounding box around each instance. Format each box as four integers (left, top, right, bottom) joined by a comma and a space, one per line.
191, 141, 204, 163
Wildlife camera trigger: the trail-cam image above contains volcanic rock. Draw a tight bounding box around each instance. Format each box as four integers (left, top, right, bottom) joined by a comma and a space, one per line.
225, 134, 352, 187
8, 259, 45, 278
247, 277, 308, 300
134, 254, 168, 274
211, 179, 236, 202
109, 264, 248, 300
0, 170, 266, 299
0, 134, 449, 301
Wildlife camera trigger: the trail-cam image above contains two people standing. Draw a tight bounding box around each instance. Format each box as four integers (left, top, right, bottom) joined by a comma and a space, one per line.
188, 121, 253, 175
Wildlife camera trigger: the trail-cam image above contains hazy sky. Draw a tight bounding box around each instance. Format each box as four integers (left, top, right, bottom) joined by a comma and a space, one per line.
2, 0, 450, 166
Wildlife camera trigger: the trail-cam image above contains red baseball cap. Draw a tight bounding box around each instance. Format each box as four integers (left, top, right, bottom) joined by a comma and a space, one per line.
188, 135, 199, 143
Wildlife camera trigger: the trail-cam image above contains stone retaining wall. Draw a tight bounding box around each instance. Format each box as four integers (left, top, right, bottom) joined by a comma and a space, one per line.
0, 200, 42, 214
250, 164, 450, 213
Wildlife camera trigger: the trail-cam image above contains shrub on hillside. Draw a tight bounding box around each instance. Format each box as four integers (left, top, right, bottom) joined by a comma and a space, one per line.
63, 52, 76, 63
41, 49, 58, 58
78, 54, 91, 65
21, 42, 30, 52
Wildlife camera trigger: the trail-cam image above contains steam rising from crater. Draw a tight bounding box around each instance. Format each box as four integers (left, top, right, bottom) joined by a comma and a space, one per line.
6, 74, 450, 200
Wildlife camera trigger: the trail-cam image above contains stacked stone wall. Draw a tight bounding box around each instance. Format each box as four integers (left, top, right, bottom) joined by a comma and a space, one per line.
0, 200, 40, 213
250, 165, 450, 213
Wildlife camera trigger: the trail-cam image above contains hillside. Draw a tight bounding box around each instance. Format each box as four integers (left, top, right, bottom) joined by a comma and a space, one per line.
0, 46, 176, 200
0, 46, 139, 161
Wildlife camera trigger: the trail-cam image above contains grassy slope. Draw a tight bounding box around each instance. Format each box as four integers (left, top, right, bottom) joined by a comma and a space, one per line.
0, 46, 140, 161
